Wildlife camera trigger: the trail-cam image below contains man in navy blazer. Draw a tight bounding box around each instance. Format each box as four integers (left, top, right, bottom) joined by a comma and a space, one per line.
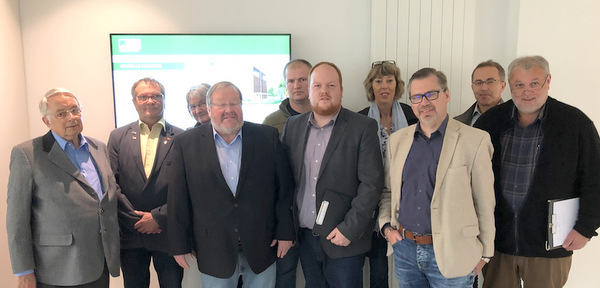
168, 81, 295, 288
7, 88, 136, 288
282, 62, 384, 288
108, 78, 184, 288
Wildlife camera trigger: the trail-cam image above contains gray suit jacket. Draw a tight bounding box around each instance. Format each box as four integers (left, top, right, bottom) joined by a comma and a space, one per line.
282, 108, 384, 258
7, 131, 121, 286
108, 121, 183, 252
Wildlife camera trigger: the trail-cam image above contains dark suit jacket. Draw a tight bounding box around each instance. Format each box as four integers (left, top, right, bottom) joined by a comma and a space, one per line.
282, 108, 384, 258
108, 121, 183, 252
7, 132, 122, 285
168, 122, 295, 278
454, 100, 504, 126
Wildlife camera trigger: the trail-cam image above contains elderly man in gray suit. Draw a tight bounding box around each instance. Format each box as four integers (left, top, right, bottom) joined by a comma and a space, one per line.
7, 88, 136, 288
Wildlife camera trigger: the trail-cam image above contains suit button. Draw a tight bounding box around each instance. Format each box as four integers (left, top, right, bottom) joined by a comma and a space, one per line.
233, 203, 238, 208
100, 209, 105, 214
234, 228, 238, 233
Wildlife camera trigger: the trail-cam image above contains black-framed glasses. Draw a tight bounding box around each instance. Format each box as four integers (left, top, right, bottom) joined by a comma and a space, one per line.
136, 94, 164, 103
371, 60, 396, 68
472, 79, 498, 87
409, 89, 444, 104
510, 75, 548, 92
54, 107, 82, 119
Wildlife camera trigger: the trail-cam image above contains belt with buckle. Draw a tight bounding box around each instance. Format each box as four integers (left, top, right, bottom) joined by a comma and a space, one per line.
398, 224, 433, 245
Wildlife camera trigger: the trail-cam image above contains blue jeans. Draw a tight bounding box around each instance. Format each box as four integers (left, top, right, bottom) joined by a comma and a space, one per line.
120, 248, 183, 288
366, 231, 389, 288
201, 251, 276, 288
298, 228, 365, 288
275, 244, 299, 288
392, 238, 474, 288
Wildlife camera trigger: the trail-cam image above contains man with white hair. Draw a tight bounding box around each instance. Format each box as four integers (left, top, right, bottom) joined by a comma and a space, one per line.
7, 88, 135, 288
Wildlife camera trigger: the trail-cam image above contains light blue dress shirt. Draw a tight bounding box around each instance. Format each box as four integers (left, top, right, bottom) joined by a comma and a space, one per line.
213, 128, 243, 196
52, 132, 104, 200
16, 133, 104, 276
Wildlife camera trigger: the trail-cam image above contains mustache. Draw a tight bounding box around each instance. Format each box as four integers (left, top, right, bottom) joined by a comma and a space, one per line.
419, 104, 435, 112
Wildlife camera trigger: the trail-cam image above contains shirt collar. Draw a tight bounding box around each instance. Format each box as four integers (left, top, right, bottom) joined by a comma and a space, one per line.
138, 118, 166, 132
308, 109, 340, 128
212, 126, 243, 143
415, 115, 449, 139
51, 131, 88, 150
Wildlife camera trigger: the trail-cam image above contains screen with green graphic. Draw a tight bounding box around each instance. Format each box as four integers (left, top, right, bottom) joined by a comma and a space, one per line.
110, 34, 291, 129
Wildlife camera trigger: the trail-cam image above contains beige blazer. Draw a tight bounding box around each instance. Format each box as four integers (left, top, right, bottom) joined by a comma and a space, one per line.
378, 118, 495, 278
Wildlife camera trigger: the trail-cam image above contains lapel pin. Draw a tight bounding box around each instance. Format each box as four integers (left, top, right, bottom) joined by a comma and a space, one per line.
132, 136, 137, 140
164, 140, 167, 144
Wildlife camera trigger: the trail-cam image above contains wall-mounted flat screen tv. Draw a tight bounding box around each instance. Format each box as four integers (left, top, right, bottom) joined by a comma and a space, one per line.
110, 34, 291, 129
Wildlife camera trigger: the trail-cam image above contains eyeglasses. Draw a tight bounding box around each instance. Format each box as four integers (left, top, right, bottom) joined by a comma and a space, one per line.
472, 79, 498, 87
189, 101, 207, 111
372, 60, 396, 68
409, 89, 443, 104
210, 102, 241, 109
53, 107, 82, 119
136, 94, 164, 103
510, 75, 548, 92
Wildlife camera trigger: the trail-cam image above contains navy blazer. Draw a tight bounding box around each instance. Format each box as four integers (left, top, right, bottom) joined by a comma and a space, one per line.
108, 121, 183, 252
168, 122, 295, 278
282, 108, 384, 258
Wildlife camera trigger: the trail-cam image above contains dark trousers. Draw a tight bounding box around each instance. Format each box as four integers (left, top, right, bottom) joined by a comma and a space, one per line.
38, 263, 109, 288
298, 228, 365, 288
366, 231, 389, 288
275, 244, 299, 288
120, 248, 183, 288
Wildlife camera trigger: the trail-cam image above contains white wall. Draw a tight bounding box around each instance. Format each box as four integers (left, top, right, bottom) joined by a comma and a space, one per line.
18, 0, 373, 142
0, 0, 29, 287
517, 1, 600, 287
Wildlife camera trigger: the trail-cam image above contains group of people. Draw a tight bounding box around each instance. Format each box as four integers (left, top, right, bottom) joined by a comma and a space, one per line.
6, 55, 600, 288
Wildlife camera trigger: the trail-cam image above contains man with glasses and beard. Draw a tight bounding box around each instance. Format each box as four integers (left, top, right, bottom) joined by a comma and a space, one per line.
282, 62, 384, 288
379, 68, 495, 288
475, 56, 600, 288
168, 81, 295, 288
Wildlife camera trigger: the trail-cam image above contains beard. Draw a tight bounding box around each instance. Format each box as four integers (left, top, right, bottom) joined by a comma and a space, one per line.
312, 101, 341, 116
212, 114, 243, 137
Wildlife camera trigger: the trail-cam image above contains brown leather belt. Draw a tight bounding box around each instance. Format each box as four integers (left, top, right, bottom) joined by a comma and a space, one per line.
398, 224, 433, 245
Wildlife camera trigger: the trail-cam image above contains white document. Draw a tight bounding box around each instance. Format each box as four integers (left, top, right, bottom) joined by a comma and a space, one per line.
546, 197, 579, 250
316, 200, 329, 225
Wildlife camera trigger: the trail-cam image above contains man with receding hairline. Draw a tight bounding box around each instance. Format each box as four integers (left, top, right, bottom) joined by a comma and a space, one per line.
7, 88, 136, 288
263, 59, 313, 137
475, 55, 600, 288
168, 81, 295, 288
108, 77, 184, 288
455, 60, 506, 126
263, 59, 313, 288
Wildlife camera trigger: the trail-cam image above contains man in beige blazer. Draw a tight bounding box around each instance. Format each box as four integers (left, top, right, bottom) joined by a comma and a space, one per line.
378, 68, 495, 287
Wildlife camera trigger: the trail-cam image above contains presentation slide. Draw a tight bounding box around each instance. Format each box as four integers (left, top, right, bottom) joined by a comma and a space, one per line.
110, 34, 291, 129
